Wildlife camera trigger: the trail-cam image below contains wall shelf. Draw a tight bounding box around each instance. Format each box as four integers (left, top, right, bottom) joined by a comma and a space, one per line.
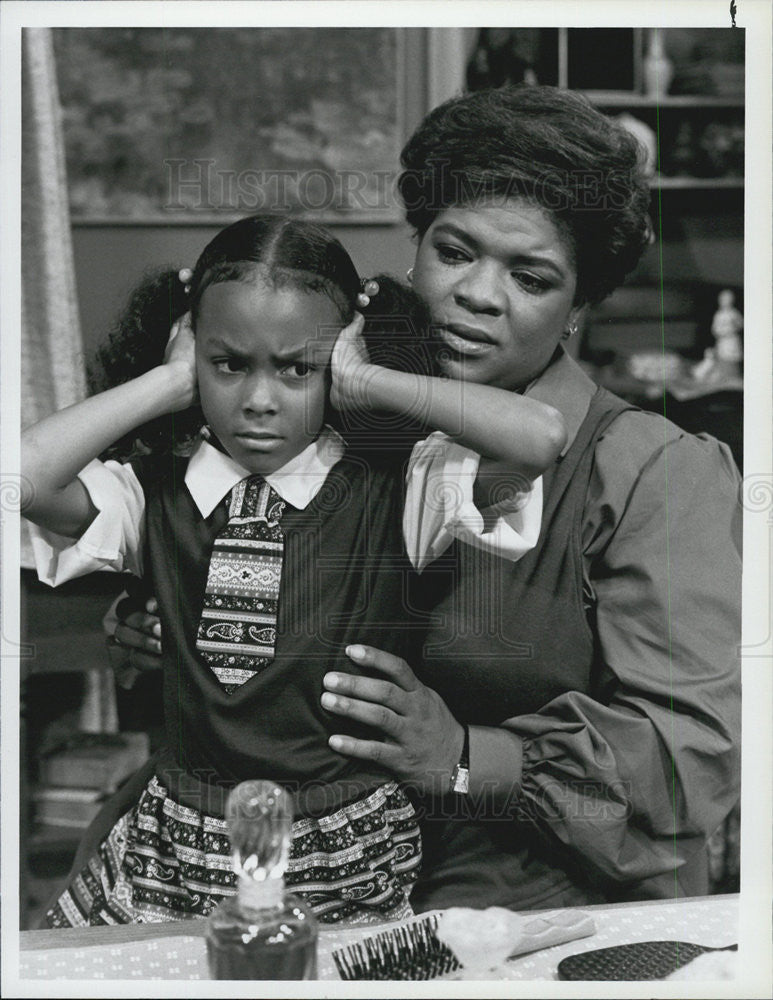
585, 92, 744, 109
651, 176, 744, 190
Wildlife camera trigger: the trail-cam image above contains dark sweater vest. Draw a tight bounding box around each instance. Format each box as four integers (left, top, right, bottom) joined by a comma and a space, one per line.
133, 450, 425, 819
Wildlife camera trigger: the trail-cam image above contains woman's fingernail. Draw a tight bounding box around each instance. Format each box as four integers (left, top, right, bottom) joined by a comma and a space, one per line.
153, 624, 162, 637
329, 736, 344, 751
346, 645, 366, 661
323, 672, 340, 690
321, 692, 337, 709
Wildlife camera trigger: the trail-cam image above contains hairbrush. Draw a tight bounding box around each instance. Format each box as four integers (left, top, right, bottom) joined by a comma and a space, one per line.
332, 909, 596, 981
557, 940, 738, 981
333, 914, 459, 981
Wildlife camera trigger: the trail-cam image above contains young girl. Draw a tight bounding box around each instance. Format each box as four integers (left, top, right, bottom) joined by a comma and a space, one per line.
23, 215, 565, 928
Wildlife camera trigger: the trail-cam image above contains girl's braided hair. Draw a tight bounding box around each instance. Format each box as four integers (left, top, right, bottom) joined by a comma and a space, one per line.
89, 215, 435, 461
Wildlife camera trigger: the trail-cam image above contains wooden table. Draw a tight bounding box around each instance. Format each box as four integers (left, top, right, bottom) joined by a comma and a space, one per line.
12, 894, 738, 984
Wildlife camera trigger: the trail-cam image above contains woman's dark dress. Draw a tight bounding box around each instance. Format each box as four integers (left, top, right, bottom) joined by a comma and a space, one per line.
410, 360, 741, 911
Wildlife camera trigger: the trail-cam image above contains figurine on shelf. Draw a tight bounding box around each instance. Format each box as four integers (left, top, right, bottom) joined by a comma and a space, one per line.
712, 289, 743, 366
693, 289, 743, 383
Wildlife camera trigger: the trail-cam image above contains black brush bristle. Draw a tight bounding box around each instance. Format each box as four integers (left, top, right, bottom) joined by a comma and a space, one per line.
332, 914, 461, 981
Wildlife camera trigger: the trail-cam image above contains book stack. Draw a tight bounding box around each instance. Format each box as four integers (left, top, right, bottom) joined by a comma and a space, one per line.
33, 731, 150, 830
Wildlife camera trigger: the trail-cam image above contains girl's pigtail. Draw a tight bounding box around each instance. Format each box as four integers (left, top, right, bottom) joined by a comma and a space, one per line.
88, 268, 204, 461
358, 274, 438, 377
335, 274, 442, 454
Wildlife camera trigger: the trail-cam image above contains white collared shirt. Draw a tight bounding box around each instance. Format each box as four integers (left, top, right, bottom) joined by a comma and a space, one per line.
186, 426, 347, 516
29, 426, 542, 585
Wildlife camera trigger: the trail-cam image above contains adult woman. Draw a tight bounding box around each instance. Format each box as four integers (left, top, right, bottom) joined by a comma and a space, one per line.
114, 86, 742, 911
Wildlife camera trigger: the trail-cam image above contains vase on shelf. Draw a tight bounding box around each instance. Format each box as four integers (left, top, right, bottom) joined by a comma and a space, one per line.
643, 29, 673, 99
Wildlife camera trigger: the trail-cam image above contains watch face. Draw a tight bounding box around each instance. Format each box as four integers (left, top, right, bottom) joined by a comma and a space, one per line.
452, 766, 470, 795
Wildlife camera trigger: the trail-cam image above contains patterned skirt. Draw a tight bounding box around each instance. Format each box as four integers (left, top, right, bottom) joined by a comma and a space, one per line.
47, 774, 421, 928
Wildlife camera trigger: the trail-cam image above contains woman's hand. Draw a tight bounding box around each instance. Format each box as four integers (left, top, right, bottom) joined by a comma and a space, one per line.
162, 312, 198, 409
106, 595, 163, 690
322, 645, 465, 789
330, 312, 370, 411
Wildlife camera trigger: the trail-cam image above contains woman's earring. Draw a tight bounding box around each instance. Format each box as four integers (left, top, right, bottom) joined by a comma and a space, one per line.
563, 320, 578, 340
406, 267, 414, 285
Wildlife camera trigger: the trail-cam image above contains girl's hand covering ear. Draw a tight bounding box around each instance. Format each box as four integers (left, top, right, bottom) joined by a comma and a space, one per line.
163, 312, 198, 409
330, 312, 370, 411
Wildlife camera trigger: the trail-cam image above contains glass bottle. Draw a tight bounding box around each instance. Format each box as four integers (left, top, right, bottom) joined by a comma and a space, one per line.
643, 28, 673, 99
205, 780, 318, 980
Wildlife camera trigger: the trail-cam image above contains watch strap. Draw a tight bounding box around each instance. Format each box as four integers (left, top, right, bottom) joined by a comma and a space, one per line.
450, 724, 470, 794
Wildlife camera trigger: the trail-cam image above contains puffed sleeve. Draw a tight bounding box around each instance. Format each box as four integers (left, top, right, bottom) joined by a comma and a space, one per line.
27, 458, 146, 585
403, 431, 542, 572
468, 416, 741, 885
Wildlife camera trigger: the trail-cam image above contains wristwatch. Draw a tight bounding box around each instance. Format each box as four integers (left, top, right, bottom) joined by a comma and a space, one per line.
450, 724, 470, 794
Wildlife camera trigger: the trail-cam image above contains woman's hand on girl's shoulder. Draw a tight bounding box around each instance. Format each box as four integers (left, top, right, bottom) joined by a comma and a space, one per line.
330, 312, 370, 411
162, 312, 198, 409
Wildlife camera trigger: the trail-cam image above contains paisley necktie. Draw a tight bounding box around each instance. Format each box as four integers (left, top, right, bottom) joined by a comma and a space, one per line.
195, 476, 286, 694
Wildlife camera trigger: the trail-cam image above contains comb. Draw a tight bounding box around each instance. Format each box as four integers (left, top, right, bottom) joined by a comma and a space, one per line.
557, 940, 738, 981
332, 909, 596, 981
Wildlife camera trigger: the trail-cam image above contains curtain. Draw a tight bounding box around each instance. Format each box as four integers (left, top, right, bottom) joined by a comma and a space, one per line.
22, 27, 86, 426
21, 27, 86, 569
20, 29, 117, 734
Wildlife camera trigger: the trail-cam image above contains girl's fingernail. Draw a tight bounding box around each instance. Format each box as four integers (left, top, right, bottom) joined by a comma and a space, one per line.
346, 645, 366, 661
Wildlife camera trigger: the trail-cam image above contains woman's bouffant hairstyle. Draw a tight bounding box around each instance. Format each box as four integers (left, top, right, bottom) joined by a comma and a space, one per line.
398, 85, 652, 306
89, 215, 433, 459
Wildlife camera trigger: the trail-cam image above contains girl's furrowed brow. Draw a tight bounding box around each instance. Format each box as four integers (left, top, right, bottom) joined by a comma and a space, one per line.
272, 344, 311, 363
204, 337, 248, 358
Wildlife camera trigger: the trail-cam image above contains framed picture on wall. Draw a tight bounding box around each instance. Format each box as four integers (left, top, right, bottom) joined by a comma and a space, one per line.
52, 27, 406, 224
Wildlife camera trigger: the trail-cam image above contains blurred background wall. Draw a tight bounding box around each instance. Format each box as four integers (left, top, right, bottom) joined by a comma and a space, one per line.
50, 27, 743, 360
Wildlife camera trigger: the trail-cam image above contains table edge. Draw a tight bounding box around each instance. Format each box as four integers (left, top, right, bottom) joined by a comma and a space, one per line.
18, 894, 739, 952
